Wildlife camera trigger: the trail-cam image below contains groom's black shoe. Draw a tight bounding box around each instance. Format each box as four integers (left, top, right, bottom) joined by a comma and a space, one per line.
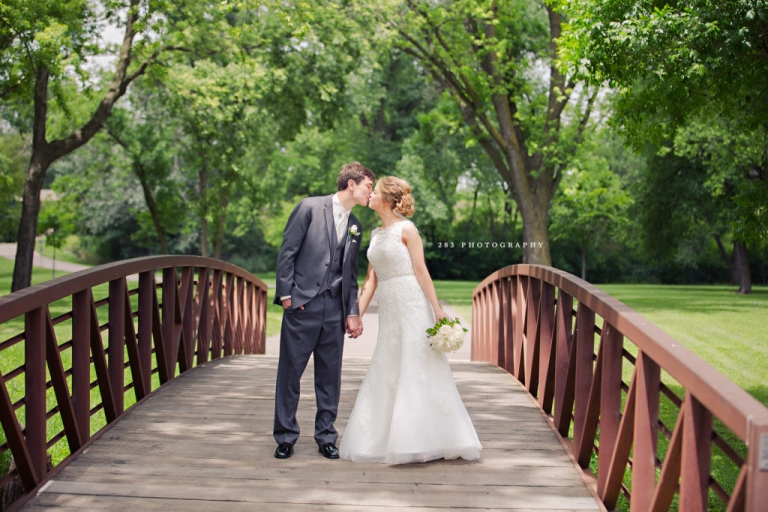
319, 442, 340, 459
274, 442, 294, 459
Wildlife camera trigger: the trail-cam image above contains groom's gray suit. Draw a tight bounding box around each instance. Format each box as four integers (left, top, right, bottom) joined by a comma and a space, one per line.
273, 194, 362, 447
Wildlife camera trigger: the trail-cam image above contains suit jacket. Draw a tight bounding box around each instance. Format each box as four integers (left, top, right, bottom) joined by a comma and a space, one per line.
273, 195, 362, 317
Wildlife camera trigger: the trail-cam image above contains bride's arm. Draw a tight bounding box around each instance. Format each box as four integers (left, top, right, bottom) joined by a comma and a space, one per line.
357, 263, 378, 318
402, 224, 447, 322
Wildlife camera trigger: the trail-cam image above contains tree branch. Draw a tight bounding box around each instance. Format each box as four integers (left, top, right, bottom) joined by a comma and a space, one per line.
48, 0, 145, 159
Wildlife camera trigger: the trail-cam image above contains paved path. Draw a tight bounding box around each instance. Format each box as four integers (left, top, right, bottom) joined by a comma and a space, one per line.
0, 243, 92, 274
21, 355, 600, 511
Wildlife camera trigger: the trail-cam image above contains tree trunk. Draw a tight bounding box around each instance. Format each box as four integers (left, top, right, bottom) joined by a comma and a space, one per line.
733, 241, 752, 294
12, 66, 52, 292
12, 159, 49, 291
213, 192, 230, 260
199, 166, 209, 258
713, 234, 735, 283
11, 0, 153, 290
581, 244, 587, 281
487, 196, 496, 240
465, 184, 480, 243
518, 199, 552, 266
136, 167, 169, 255
108, 130, 169, 254
397, 3, 582, 269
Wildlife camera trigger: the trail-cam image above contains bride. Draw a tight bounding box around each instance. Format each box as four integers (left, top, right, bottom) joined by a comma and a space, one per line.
339, 176, 482, 464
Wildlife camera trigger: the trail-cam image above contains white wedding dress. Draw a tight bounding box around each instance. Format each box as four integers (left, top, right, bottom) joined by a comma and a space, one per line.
339, 220, 482, 464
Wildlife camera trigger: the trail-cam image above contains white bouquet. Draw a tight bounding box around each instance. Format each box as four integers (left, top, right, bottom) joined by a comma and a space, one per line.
426, 317, 467, 353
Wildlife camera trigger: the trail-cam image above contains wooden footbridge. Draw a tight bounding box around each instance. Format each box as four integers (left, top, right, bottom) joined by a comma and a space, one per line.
0, 257, 766, 511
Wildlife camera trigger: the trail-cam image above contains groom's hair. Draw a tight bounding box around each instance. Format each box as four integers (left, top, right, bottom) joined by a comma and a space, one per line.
337, 162, 375, 191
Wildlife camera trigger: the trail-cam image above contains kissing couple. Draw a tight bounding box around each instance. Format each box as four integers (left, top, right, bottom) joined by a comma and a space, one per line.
272, 161, 481, 463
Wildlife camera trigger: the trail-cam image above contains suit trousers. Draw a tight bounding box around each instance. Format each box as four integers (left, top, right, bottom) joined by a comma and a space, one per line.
273, 290, 345, 446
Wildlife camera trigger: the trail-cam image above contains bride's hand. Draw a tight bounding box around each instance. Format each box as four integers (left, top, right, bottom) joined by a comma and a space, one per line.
434, 308, 448, 323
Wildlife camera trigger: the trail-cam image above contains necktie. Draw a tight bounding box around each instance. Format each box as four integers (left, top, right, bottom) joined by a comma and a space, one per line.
336, 210, 349, 244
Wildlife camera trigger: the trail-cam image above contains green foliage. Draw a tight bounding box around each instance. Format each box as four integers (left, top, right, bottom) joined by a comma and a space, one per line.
673, 117, 768, 246
549, 151, 633, 279
0, 0, 96, 107
561, 0, 768, 143
37, 195, 76, 249
0, 134, 27, 241
560, 0, 768, 285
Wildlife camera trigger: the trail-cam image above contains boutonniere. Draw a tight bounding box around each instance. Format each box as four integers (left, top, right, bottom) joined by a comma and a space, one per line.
347, 225, 360, 241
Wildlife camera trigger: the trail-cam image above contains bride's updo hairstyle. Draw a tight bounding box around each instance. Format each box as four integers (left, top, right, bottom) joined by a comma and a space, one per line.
379, 176, 415, 218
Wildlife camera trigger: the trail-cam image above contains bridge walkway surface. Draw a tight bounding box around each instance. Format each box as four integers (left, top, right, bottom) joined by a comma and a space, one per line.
20, 355, 600, 511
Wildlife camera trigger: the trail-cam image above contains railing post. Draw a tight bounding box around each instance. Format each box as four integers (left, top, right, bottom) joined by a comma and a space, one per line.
513, 276, 526, 381
108, 279, 126, 415
537, 282, 556, 413
490, 281, 500, 366
471, 294, 478, 361
745, 419, 768, 511
24, 306, 47, 480
597, 323, 623, 496
71, 290, 91, 443
211, 269, 223, 359
196, 268, 211, 363
138, 271, 154, 394
679, 394, 712, 510
573, 305, 596, 452
481, 287, 490, 362
631, 352, 661, 511
162, 267, 178, 378
181, 267, 195, 371
553, 290, 573, 432
498, 278, 511, 373
223, 272, 234, 356
525, 278, 541, 396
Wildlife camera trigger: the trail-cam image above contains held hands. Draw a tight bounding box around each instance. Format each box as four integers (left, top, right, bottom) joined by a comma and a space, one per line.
434, 307, 448, 323
346, 316, 363, 338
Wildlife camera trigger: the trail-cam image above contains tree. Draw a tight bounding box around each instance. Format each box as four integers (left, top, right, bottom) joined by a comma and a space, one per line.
3, 0, 170, 290
673, 116, 768, 292
382, 0, 597, 264
37, 193, 76, 276
560, 0, 768, 142
560, 0, 768, 292
549, 155, 632, 280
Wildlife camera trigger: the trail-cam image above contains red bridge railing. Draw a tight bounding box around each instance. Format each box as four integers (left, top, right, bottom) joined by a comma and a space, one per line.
0, 256, 267, 509
472, 264, 768, 511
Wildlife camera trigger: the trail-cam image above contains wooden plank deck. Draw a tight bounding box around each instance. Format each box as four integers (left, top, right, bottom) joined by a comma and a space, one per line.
21, 355, 600, 511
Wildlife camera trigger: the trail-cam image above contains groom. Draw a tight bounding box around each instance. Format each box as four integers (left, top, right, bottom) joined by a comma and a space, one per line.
272, 161, 374, 460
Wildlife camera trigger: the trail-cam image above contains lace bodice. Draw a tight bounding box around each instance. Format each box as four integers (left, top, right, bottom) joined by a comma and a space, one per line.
367, 220, 416, 281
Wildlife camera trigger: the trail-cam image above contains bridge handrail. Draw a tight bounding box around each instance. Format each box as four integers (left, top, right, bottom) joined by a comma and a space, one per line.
472, 264, 768, 511
0, 256, 268, 509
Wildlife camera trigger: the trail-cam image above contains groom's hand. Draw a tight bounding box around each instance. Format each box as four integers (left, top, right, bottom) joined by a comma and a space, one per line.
281, 298, 304, 310
346, 316, 363, 338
